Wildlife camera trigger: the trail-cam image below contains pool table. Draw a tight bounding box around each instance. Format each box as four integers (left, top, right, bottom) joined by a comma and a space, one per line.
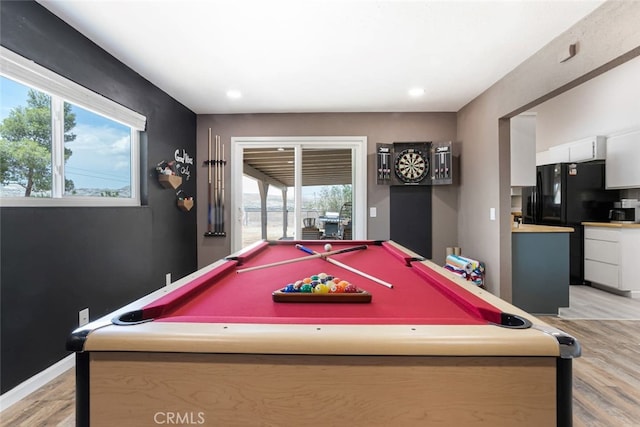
68, 240, 580, 427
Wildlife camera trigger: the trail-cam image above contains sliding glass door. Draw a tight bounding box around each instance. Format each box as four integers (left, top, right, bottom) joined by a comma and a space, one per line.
230, 137, 366, 252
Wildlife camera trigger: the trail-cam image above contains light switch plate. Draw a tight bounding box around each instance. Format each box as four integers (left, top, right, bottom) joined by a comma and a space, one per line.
79, 308, 89, 327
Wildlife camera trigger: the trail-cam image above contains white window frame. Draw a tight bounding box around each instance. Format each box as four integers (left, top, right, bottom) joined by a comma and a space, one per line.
0, 46, 146, 207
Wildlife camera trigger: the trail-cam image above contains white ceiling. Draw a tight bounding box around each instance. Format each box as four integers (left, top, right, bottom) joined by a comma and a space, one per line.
37, 0, 605, 114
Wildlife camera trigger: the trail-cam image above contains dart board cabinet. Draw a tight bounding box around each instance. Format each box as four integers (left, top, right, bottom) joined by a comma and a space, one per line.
376, 141, 454, 187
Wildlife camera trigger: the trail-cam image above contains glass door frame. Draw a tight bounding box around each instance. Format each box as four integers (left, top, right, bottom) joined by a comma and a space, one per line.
230, 136, 367, 253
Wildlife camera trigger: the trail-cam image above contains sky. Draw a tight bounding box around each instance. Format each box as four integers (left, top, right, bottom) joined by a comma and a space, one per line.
1, 76, 131, 190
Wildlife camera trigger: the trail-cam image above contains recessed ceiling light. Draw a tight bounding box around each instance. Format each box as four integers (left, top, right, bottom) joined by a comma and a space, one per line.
226, 90, 242, 99
277, 147, 285, 151
408, 88, 425, 97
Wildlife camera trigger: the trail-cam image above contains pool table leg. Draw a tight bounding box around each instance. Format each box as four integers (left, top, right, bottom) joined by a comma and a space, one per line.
76, 352, 90, 427
557, 358, 573, 427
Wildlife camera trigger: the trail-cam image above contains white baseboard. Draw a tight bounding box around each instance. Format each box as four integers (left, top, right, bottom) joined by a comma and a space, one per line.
0, 354, 75, 412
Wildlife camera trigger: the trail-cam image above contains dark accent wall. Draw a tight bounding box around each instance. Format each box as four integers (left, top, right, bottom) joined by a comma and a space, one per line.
390, 185, 432, 258
0, 1, 197, 393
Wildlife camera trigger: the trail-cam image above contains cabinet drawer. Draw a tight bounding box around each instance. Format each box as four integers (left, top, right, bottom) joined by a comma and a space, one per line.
584, 259, 619, 288
584, 239, 619, 265
584, 227, 620, 242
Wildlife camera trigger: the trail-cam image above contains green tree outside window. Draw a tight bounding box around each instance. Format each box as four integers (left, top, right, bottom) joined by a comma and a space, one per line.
0, 89, 76, 197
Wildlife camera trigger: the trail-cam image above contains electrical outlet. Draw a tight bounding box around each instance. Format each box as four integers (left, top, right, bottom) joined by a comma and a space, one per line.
490, 208, 496, 221
79, 308, 89, 327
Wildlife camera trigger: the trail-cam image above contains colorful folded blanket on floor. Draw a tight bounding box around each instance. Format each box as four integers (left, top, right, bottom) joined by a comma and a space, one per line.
444, 257, 485, 287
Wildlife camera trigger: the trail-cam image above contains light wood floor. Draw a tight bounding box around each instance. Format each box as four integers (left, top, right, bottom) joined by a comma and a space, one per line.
2, 286, 639, 427
559, 285, 640, 320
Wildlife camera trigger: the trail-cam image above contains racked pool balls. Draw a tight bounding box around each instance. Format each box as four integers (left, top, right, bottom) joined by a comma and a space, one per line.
279, 273, 359, 295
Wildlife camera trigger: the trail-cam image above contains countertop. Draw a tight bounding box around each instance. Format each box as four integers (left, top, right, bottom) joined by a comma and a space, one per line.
512, 224, 574, 233
582, 222, 640, 229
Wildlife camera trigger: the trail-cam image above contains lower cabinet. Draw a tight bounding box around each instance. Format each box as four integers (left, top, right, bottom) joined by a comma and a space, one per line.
512, 231, 570, 315
584, 226, 640, 296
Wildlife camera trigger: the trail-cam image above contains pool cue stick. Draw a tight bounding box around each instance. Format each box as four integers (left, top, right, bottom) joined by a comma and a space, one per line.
204, 129, 215, 237
237, 245, 368, 274
220, 141, 226, 235
215, 135, 222, 234
296, 244, 393, 289
213, 135, 219, 233
216, 135, 221, 233
295, 244, 368, 258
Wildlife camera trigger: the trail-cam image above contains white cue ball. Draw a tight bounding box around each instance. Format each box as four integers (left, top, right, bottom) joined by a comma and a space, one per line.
324, 243, 332, 252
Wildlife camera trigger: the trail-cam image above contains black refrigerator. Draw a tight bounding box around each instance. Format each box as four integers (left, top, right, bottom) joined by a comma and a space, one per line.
522, 161, 619, 285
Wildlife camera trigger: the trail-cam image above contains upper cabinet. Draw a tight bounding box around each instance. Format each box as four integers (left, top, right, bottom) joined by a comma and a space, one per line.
510, 115, 536, 187
606, 130, 640, 189
568, 136, 606, 163
537, 136, 605, 166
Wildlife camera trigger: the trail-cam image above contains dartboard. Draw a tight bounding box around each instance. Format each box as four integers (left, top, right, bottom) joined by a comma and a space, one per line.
394, 148, 429, 183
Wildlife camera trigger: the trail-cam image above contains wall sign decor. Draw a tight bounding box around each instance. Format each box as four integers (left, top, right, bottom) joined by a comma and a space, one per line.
156, 160, 182, 189
176, 190, 194, 212
174, 148, 193, 181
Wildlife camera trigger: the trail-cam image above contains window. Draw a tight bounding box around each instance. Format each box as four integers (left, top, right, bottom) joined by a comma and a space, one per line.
0, 47, 146, 206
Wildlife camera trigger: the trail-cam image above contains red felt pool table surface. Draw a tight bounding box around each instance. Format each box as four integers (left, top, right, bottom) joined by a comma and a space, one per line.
142, 240, 501, 325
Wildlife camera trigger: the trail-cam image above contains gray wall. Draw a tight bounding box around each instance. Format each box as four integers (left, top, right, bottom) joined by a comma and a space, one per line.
196, 113, 458, 268
457, 0, 640, 299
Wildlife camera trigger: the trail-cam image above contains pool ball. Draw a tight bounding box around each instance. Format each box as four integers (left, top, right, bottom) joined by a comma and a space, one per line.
324, 243, 332, 252
300, 284, 313, 293
329, 282, 345, 293
314, 283, 330, 294
344, 284, 358, 293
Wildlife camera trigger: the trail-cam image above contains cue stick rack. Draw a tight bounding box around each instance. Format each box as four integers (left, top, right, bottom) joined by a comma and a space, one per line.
203, 129, 226, 237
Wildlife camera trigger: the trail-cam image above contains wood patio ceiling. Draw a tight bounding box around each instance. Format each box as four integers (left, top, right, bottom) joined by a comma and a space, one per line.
243, 148, 353, 188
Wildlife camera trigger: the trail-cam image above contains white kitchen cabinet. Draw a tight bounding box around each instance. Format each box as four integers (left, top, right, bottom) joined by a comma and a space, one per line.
536, 146, 569, 166
606, 130, 640, 189
548, 145, 570, 163
510, 115, 536, 186
536, 150, 552, 166
584, 225, 640, 296
568, 136, 606, 162
620, 228, 640, 295
537, 136, 606, 166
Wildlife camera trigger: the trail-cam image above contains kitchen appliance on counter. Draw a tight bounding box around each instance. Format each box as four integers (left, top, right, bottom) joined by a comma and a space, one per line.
609, 199, 640, 223
522, 161, 620, 285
